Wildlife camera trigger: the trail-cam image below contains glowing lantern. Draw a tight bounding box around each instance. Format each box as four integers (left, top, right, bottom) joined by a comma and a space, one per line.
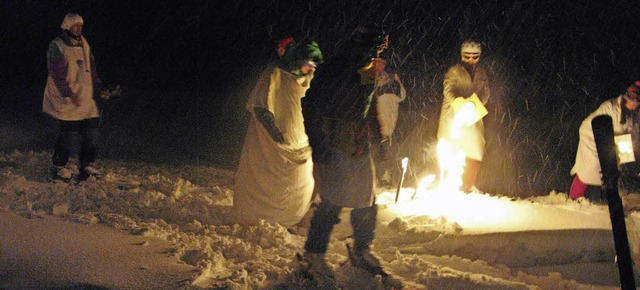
615, 134, 635, 164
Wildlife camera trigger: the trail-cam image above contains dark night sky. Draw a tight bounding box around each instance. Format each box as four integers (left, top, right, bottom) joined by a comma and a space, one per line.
1, 0, 639, 196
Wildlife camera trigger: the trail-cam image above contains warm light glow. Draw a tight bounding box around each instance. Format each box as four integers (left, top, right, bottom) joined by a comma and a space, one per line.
418, 174, 436, 191
615, 134, 635, 164
436, 139, 465, 192
394, 157, 410, 204
375, 98, 520, 232
433, 99, 475, 193
457, 102, 476, 124
377, 189, 518, 232
618, 141, 633, 154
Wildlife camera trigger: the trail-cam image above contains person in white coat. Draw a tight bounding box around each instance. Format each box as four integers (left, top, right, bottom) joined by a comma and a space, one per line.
43, 13, 102, 182
570, 81, 640, 200
437, 40, 491, 193
232, 39, 323, 227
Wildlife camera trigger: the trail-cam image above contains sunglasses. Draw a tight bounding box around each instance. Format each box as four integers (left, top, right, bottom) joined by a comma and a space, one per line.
462, 55, 480, 60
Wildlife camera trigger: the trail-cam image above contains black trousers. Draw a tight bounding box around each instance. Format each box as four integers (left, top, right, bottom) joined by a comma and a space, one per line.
52, 118, 100, 167
304, 199, 377, 254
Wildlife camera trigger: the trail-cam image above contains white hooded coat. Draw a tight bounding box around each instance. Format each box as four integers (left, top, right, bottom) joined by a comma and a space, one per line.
571, 96, 635, 185
232, 65, 315, 227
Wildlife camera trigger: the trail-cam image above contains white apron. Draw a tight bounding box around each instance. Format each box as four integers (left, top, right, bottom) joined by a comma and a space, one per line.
43, 36, 99, 121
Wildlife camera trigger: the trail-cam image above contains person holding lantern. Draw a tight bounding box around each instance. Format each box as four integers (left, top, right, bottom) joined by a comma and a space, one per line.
437, 39, 491, 193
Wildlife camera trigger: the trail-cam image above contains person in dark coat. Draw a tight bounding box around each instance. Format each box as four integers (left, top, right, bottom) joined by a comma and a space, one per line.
299, 26, 403, 289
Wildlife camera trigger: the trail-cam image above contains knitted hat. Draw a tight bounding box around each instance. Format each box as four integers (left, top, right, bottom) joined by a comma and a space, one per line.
304, 41, 323, 64
61, 13, 83, 30
282, 39, 323, 65
461, 40, 482, 55
277, 37, 295, 57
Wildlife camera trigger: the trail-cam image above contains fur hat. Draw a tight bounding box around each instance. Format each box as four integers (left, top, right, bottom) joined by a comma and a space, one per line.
461, 40, 482, 55
61, 13, 83, 30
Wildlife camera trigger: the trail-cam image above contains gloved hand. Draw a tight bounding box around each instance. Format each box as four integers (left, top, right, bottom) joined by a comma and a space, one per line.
254, 107, 285, 143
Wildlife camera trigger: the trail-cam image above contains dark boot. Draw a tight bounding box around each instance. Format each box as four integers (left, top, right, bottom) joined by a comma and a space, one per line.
298, 252, 338, 288
348, 243, 383, 274
304, 200, 341, 254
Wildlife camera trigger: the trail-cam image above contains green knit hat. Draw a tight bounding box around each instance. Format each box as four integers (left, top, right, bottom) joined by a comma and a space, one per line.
304, 41, 323, 64
281, 39, 323, 66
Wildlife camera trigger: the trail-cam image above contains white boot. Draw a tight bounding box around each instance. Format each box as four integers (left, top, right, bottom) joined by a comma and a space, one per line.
50, 165, 73, 182
79, 164, 103, 180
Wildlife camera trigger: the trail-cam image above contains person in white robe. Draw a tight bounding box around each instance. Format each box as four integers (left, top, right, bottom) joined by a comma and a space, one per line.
232, 39, 323, 227
570, 81, 640, 200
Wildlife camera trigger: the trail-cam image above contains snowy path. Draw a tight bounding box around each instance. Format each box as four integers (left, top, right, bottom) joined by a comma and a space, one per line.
0, 210, 196, 289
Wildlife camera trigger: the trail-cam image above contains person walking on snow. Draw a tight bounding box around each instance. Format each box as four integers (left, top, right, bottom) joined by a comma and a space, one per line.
570, 81, 640, 201
299, 25, 403, 289
437, 39, 491, 193
232, 38, 323, 227
43, 13, 103, 182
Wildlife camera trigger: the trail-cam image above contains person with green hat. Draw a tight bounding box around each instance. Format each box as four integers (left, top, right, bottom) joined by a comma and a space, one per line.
232, 38, 323, 228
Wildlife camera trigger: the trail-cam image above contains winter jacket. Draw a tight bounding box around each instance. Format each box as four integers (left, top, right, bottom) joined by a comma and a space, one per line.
43, 32, 101, 121
303, 56, 378, 208
571, 96, 636, 185
437, 63, 490, 161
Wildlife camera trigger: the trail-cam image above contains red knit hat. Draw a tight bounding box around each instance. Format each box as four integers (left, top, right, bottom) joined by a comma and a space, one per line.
277, 37, 295, 57
627, 81, 640, 94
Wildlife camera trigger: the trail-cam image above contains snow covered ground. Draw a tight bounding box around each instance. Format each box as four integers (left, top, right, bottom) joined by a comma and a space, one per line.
0, 150, 638, 289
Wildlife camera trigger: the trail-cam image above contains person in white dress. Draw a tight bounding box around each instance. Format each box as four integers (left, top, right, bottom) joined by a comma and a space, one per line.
232, 39, 323, 227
